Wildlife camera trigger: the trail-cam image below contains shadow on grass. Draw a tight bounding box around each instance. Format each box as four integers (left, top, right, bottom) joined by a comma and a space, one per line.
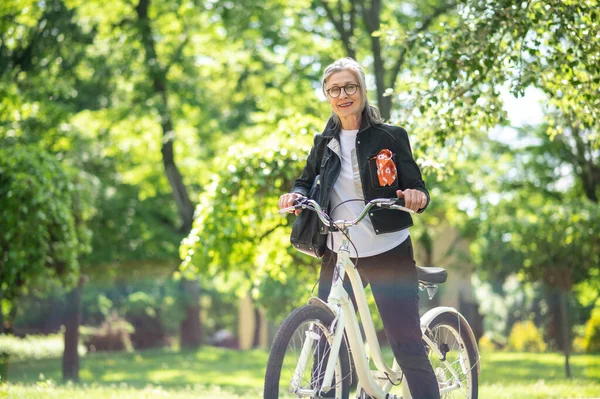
8, 347, 600, 394
8, 346, 268, 394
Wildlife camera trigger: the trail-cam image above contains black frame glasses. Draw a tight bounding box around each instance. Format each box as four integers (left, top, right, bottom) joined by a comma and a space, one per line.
326, 84, 360, 98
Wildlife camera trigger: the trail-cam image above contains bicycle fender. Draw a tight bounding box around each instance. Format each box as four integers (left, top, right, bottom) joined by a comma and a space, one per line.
420, 306, 481, 375
307, 297, 336, 317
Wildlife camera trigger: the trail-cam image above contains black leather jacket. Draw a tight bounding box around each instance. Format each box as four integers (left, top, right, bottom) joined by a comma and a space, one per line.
291, 112, 430, 235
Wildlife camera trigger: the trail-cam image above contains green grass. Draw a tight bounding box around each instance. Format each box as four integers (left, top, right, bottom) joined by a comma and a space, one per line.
3, 347, 264, 396
478, 351, 600, 399
0, 334, 86, 361
1, 347, 599, 398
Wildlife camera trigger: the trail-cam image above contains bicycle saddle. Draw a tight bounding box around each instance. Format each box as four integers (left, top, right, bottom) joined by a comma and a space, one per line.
416, 266, 447, 284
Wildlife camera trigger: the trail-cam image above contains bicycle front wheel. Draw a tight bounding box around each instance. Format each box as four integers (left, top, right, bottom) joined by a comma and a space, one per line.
264, 305, 351, 399
424, 312, 479, 399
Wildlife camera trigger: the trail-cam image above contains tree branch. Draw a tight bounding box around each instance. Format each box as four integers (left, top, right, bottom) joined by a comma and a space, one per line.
571, 125, 599, 202
388, 1, 458, 89
337, 0, 344, 20
319, 0, 343, 38
11, 10, 50, 75
135, 0, 195, 231
319, 0, 355, 58
166, 33, 189, 75
258, 223, 287, 242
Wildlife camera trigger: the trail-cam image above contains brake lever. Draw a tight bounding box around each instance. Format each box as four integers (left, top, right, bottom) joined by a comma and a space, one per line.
277, 206, 296, 215
277, 196, 308, 215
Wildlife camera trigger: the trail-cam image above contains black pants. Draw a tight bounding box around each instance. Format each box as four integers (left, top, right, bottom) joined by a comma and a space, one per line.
318, 237, 440, 399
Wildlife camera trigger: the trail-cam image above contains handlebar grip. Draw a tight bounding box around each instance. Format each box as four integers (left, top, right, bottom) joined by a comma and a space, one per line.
394, 198, 406, 207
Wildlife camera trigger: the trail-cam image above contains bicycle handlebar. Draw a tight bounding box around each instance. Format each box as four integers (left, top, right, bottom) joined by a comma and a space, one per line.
278, 197, 415, 231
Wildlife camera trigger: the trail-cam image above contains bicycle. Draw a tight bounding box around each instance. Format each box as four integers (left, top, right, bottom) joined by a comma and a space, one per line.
264, 197, 480, 399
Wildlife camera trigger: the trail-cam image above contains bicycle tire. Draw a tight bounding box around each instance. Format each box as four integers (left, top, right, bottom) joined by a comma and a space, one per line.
264, 305, 352, 399
424, 311, 479, 399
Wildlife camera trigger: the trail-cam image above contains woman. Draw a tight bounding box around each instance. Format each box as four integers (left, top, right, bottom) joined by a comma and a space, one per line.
278, 57, 440, 399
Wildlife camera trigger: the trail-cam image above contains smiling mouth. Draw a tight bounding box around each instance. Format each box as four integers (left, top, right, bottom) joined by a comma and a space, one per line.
338, 102, 353, 108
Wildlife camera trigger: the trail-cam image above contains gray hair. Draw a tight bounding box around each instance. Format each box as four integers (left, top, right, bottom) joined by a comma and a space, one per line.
321, 57, 384, 128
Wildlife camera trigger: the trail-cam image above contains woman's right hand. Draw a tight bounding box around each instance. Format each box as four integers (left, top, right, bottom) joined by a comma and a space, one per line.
278, 192, 305, 216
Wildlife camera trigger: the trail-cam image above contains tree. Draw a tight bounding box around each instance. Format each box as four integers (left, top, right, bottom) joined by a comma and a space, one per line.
0, 143, 94, 331
411, 2, 599, 376
423, 0, 600, 150
476, 196, 599, 377
456, 125, 600, 377
180, 115, 327, 321
1, 0, 199, 375
1, 0, 104, 381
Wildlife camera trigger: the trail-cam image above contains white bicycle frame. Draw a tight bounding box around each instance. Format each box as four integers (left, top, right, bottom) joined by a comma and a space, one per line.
283, 198, 477, 399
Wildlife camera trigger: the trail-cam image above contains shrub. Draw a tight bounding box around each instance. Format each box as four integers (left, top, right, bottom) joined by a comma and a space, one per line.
0, 333, 86, 361
579, 301, 600, 353
477, 334, 505, 352
507, 320, 547, 352
473, 275, 547, 349
12, 281, 67, 334
124, 292, 167, 349
80, 312, 134, 352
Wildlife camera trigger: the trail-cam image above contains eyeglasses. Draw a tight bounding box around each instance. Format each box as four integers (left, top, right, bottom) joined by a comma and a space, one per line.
326, 83, 360, 98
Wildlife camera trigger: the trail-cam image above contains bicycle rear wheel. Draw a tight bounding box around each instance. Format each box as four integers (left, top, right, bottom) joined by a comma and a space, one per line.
264, 305, 351, 399
424, 312, 479, 399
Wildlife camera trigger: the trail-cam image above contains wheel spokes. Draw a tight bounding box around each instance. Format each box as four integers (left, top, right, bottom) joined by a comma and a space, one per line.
428, 325, 473, 398
279, 319, 347, 398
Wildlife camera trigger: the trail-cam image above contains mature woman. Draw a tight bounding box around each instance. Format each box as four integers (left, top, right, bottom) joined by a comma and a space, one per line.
278, 57, 439, 399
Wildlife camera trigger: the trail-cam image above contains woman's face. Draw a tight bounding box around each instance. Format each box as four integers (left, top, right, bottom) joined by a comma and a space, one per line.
325, 70, 363, 120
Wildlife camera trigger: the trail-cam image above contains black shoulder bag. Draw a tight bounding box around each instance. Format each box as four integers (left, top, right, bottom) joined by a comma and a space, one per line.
289, 175, 328, 258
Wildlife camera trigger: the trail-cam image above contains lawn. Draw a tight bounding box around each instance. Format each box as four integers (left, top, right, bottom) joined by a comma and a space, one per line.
1, 347, 599, 398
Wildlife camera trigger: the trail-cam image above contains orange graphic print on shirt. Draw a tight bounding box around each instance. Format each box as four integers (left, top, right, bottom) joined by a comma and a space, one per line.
374, 149, 397, 187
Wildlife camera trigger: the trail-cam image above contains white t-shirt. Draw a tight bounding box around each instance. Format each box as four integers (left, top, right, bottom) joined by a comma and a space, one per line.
327, 129, 409, 258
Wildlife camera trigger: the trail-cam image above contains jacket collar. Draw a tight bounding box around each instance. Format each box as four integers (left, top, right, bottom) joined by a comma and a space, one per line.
321, 109, 372, 138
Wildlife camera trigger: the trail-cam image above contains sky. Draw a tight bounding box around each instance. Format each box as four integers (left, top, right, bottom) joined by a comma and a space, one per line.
491, 86, 546, 146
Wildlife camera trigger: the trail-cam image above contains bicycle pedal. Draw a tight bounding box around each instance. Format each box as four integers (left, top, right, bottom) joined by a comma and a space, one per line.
319, 390, 337, 398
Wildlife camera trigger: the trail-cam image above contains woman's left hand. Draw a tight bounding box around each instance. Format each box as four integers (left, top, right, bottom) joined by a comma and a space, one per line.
396, 189, 427, 212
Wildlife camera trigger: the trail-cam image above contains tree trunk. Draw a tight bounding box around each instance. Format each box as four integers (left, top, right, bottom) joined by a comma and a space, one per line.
161, 138, 194, 232
543, 285, 560, 348
0, 286, 4, 333
63, 276, 85, 382
252, 307, 261, 348
558, 289, 572, 378
3, 306, 16, 335
571, 125, 599, 203
544, 269, 573, 378
135, 0, 201, 348
180, 279, 202, 349
361, 0, 391, 120
370, 35, 391, 120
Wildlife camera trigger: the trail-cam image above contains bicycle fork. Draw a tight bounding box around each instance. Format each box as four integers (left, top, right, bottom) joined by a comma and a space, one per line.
289, 310, 346, 396
319, 310, 345, 393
